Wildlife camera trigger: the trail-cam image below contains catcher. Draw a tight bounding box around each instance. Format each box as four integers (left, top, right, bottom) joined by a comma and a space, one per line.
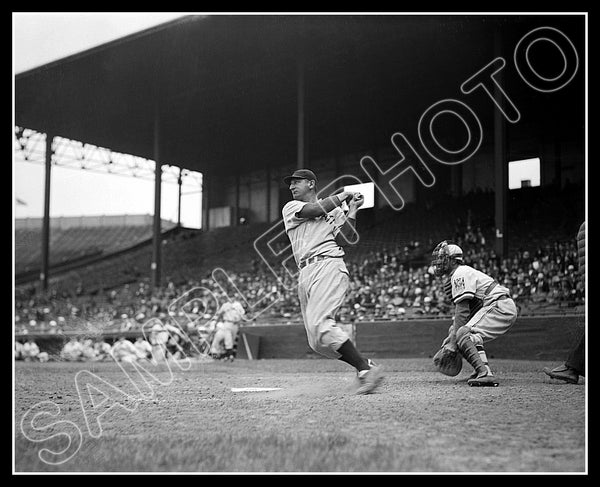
431, 241, 518, 386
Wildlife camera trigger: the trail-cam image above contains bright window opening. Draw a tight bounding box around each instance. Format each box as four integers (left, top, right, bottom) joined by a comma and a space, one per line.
509, 158, 541, 189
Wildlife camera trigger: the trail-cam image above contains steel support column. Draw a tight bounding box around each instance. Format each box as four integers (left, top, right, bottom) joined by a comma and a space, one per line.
151, 110, 162, 289
40, 133, 53, 291
297, 56, 305, 169
266, 165, 271, 223
177, 167, 183, 227
494, 28, 508, 259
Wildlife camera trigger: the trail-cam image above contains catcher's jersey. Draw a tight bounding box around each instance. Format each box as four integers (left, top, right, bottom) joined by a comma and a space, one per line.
449, 265, 508, 305
282, 200, 346, 265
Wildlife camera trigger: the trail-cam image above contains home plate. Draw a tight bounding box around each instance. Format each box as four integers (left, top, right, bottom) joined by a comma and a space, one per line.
231, 387, 282, 392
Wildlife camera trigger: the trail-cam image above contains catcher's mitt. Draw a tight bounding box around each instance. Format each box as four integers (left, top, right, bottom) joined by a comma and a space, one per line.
433, 346, 463, 376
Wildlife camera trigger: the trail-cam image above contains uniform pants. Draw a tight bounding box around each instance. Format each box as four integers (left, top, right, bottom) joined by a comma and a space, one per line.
466, 296, 518, 345
211, 322, 238, 354
566, 333, 585, 376
298, 258, 351, 359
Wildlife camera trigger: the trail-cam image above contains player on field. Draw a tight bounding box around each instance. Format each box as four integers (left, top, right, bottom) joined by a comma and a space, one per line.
431, 240, 518, 386
210, 300, 245, 361
282, 168, 384, 394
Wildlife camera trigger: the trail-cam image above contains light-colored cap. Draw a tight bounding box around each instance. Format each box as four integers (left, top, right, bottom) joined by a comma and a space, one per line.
446, 244, 463, 260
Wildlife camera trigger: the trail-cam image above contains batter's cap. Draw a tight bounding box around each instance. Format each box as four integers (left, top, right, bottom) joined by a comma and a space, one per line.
283, 169, 318, 185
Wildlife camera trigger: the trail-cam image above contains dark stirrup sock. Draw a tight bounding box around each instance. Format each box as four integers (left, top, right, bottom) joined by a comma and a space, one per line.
337, 339, 370, 372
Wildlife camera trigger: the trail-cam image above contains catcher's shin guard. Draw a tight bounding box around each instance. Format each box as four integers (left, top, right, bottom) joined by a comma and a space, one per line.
456, 329, 488, 377
476, 345, 493, 375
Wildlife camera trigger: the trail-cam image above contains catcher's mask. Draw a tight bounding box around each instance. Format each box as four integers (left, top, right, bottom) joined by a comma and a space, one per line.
431, 241, 463, 277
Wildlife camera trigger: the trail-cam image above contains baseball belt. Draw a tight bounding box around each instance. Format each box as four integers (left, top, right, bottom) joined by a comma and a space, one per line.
484, 280, 511, 304
484, 281, 498, 296
298, 255, 341, 269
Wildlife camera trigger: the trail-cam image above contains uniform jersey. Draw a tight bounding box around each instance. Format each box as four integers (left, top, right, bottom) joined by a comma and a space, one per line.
449, 264, 509, 307
443, 274, 482, 321
282, 200, 346, 265
219, 301, 245, 323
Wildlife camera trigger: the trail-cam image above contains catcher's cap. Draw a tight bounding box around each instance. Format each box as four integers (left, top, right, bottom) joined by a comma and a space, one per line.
283, 169, 317, 185
446, 244, 464, 261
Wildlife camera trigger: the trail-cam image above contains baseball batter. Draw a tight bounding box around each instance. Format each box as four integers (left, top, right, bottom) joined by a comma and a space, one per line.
432, 240, 518, 386
282, 168, 384, 394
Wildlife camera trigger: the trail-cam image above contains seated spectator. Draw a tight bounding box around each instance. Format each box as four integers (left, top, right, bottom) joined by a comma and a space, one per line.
93, 339, 113, 361
80, 338, 97, 361
149, 321, 187, 360
15, 341, 24, 360
22, 339, 40, 361
60, 338, 83, 362
111, 336, 145, 363
134, 336, 153, 360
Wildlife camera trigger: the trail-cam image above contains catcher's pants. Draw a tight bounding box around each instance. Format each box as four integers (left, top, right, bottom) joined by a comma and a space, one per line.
465, 296, 518, 345
297, 257, 351, 359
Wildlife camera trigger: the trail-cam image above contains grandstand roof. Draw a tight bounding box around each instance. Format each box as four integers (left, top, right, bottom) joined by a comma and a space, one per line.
15, 14, 585, 177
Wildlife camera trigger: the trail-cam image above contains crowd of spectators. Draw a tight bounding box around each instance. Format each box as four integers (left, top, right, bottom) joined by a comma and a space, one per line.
14, 339, 48, 362
14, 321, 211, 363
15, 224, 584, 336
15, 335, 158, 363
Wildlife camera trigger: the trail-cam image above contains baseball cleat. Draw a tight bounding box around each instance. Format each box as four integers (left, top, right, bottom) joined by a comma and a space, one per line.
467, 373, 499, 387
468, 368, 492, 381
543, 365, 579, 384
356, 364, 385, 395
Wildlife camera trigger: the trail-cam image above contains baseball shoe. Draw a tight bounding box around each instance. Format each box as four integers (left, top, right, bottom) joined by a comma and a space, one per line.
468, 366, 492, 381
543, 364, 579, 384
467, 372, 499, 387
356, 363, 385, 395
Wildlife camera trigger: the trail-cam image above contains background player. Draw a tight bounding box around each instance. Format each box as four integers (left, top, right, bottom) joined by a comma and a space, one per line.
282, 168, 384, 395
210, 299, 245, 361
431, 240, 518, 386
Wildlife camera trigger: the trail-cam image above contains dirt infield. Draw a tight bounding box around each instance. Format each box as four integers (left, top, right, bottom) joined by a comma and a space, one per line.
14, 358, 586, 473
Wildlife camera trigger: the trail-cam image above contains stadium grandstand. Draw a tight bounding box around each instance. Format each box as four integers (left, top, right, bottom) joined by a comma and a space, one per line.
14, 15, 585, 356
15, 182, 584, 336
15, 215, 178, 280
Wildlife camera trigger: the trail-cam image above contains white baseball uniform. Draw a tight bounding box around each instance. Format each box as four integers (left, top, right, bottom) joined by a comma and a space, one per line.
211, 301, 245, 354
450, 264, 518, 344
282, 199, 351, 359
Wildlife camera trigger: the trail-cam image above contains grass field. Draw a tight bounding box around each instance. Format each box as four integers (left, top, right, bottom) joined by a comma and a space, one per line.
14, 357, 586, 474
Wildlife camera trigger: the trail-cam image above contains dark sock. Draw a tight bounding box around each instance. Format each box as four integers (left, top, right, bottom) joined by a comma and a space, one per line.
337, 339, 370, 372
